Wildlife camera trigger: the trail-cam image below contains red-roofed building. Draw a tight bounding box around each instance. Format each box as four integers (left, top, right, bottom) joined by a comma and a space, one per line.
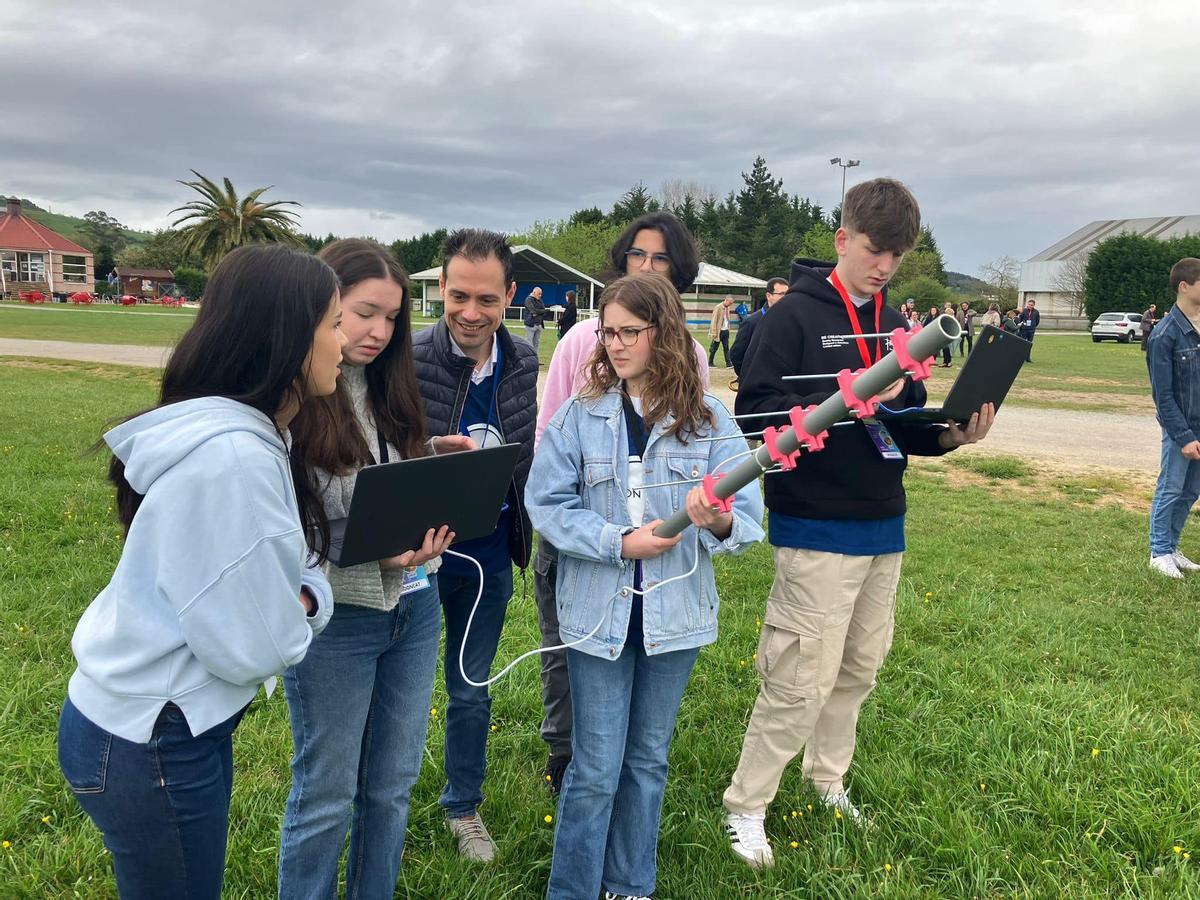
0, 197, 94, 296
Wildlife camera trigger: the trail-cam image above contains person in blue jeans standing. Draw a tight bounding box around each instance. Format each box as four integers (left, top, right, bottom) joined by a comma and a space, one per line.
1147, 257, 1200, 580
57, 244, 342, 899
279, 240, 470, 897
528, 274, 763, 900
412, 229, 539, 861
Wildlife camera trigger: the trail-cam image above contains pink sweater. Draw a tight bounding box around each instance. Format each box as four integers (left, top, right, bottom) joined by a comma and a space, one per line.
535, 317, 711, 449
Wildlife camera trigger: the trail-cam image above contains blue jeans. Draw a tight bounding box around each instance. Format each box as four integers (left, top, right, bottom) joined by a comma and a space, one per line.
1150, 429, 1200, 556
546, 644, 699, 900
57, 696, 247, 899
438, 567, 513, 818
278, 580, 441, 900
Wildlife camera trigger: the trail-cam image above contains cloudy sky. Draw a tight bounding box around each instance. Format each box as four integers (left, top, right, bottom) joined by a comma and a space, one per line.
3, 0, 1197, 273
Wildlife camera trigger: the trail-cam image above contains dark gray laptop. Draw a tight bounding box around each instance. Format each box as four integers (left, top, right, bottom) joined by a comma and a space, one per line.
876, 325, 1028, 424
325, 443, 522, 568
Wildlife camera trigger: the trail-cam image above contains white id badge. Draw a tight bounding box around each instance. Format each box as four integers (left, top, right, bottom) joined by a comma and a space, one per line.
400, 565, 431, 595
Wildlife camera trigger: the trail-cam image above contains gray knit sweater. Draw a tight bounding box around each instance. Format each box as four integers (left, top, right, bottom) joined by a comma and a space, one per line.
317, 364, 440, 612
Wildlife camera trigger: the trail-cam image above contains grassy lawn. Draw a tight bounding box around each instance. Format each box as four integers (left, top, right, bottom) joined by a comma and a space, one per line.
0, 307, 1155, 416
0, 303, 198, 347
3, 358, 1198, 897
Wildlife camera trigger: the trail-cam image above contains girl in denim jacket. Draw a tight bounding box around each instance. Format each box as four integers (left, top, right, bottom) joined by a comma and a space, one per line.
527, 274, 764, 900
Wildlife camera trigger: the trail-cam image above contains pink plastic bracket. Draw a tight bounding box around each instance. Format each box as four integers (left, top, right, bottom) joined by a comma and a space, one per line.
702, 473, 735, 513
762, 426, 801, 471
788, 404, 829, 452
836, 368, 879, 419
889, 325, 934, 382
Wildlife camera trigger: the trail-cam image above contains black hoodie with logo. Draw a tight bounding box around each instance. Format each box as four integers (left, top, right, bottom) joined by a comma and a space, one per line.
735, 259, 951, 522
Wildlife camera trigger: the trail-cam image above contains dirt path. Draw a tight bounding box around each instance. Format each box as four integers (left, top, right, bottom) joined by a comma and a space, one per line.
0, 338, 171, 367
1, 337, 1160, 475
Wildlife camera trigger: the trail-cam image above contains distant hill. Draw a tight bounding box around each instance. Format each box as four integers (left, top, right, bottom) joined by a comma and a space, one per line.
2, 196, 153, 251
947, 270, 989, 295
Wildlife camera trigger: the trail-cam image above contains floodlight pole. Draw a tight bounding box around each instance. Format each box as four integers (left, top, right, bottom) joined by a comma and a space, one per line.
830, 157, 861, 223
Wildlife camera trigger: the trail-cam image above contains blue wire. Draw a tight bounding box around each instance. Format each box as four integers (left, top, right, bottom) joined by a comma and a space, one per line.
877, 403, 928, 414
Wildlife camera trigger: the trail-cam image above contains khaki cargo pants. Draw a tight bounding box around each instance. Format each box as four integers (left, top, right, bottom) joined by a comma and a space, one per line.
723, 546, 902, 815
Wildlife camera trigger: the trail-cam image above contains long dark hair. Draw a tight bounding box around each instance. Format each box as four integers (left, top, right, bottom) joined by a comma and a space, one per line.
107, 243, 340, 559
581, 274, 715, 441
291, 239, 426, 472
605, 211, 701, 293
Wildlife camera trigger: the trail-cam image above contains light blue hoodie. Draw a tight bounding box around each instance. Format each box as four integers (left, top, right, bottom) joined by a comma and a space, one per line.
67, 397, 333, 743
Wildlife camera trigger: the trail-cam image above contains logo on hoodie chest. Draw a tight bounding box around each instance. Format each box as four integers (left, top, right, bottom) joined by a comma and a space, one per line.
819, 334, 894, 353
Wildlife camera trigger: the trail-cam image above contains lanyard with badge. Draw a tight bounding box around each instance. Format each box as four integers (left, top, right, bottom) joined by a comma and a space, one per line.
829, 270, 904, 460
376, 428, 431, 595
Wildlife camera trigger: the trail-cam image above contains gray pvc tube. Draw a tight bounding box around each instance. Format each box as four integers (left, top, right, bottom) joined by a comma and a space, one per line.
654, 313, 962, 538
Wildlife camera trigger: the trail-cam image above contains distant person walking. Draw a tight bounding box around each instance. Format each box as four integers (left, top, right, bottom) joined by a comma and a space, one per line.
1142, 303, 1158, 352
1017, 298, 1040, 361
524, 286, 546, 358
708, 295, 733, 367
558, 291, 578, 338
957, 301, 975, 355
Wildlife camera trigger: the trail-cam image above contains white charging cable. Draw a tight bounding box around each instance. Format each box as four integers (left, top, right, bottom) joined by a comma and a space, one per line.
445, 533, 702, 689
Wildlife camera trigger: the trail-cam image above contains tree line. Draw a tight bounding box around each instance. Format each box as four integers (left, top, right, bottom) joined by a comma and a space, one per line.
63, 158, 1045, 309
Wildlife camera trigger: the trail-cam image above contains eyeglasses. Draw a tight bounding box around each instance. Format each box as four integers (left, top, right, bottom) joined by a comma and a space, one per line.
624, 249, 672, 272
767, 289, 787, 297
598, 324, 655, 347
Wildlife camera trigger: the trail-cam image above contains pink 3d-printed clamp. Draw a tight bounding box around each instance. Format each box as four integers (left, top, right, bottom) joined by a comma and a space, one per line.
889, 324, 934, 382
836, 368, 879, 418
702, 473, 735, 513
788, 404, 829, 452
762, 426, 801, 470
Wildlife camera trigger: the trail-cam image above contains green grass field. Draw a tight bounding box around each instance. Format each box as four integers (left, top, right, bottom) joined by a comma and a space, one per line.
2, 358, 1197, 897
0, 304, 1156, 414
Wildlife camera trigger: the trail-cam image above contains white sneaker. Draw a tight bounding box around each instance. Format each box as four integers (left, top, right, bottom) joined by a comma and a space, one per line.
725, 812, 775, 868
1151, 554, 1185, 580
447, 813, 496, 862
1172, 551, 1200, 572
821, 789, 865, 825
605, 894, 652, 900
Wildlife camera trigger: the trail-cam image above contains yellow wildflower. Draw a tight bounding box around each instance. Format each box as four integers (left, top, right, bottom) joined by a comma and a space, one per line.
1091, 748, 1100, 758
885, 863, 893, 873
790, 841, 799, 849
544, 815, 553, 824
430, 707, 438, 717
1174, 846, 1183, 854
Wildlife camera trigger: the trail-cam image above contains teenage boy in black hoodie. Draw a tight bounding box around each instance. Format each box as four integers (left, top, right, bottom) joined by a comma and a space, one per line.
722, 178, 993, 868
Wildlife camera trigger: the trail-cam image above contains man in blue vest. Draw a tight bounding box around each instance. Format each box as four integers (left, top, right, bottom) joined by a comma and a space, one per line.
412, 229, 538, 862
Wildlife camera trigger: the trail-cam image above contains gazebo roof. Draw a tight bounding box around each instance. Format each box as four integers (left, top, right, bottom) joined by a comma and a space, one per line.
410, 244, 604, 287
0, 201, 91, 254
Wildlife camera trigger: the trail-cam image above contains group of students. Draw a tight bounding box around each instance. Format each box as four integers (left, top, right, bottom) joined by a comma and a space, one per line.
58, 178, 993, 900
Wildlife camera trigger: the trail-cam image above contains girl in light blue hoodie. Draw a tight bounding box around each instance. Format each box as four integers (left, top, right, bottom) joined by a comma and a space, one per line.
58, 243, 347, 899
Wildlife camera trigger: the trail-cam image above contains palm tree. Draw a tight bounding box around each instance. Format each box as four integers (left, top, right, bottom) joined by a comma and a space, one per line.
171, 171, 303, 269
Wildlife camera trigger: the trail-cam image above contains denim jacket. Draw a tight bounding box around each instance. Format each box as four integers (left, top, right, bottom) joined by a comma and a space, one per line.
1147, 304, 1200, 447
526, 389, 764, 660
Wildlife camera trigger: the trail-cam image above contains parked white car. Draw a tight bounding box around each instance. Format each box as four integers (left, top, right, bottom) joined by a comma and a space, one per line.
1091, 312, 1143, 343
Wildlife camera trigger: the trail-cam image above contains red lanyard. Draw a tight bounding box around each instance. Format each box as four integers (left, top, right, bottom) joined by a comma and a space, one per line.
829, 269, 882, 368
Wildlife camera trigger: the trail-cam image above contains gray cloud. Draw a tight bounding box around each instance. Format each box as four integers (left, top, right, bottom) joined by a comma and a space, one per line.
4, 0, 1198, 273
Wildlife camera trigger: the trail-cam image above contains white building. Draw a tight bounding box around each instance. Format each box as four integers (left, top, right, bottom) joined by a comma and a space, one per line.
1021, 215, 1200, 316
